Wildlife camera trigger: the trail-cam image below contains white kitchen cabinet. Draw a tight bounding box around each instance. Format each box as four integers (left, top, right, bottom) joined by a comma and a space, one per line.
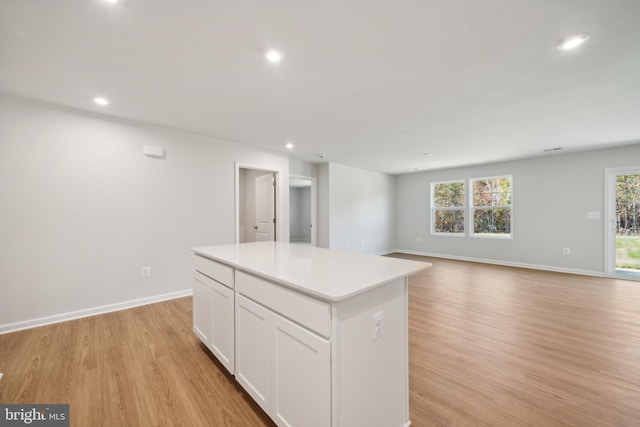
192, 271, 211, 344
193, 257, 235, 374
209, 278, 235, 373
235, 294, 272, 414
272, 311, 330, 427
193, 242, 431, 427
235, 294, 330, 427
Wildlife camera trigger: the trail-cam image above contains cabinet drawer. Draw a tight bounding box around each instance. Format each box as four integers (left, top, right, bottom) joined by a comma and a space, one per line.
194, 255, 234, 288
236, 270, 331, 338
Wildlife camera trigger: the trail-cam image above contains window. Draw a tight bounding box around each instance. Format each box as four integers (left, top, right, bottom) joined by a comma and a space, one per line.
431, 180, 465, 235
470, 175, 512, 237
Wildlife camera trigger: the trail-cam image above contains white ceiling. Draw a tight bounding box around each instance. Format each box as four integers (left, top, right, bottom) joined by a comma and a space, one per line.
1, 0, 639, 174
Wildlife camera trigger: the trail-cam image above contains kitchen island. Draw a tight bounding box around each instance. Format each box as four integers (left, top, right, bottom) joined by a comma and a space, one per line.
192, 241, 431, 427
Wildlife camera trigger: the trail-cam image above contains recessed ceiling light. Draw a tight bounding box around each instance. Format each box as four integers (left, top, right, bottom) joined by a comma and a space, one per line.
266, 50, 283, 63
557, 33, 590, 50
285, 142, 294, 150
543, 147, 562, 152
423, 152, 432, 157
101, 0, 120, 4
93, 96, 110, 106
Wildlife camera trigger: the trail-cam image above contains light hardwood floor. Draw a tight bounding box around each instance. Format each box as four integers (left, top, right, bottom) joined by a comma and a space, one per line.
1, 256, 639, 426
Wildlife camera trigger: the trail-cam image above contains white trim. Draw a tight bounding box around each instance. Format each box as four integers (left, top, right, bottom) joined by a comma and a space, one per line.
471, 233, 513, 240
373, 249, 396, 256
393, 249, 604, 278
0, 289, 193, 335
431, 232, 466, 238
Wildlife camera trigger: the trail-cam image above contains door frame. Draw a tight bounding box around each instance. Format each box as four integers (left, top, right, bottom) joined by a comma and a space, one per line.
604, 165, 640, 278
289, 174, 318, 246
235, 162, 284, 244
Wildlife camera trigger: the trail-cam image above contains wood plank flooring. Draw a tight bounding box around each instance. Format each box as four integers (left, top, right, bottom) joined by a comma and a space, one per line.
0, 299, 275, 427
1, 256, 639, 426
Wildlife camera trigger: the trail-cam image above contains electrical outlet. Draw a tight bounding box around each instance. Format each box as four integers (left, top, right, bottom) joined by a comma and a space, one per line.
563, 248, 571, 255
141, 266, 151, 277
587, 211, 601, 219
416, 236, 422, 242
372, 311, 384, 341
346, 241, 351, 248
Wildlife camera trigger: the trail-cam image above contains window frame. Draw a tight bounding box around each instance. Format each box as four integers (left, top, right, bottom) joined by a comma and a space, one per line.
469, 175, 513, 239
430, 179, 466, 237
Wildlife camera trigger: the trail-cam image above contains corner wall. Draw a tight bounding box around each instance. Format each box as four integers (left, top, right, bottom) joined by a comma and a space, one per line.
0, 94, 289, 331
328, 163, 396, 254
395, 143, 640, 275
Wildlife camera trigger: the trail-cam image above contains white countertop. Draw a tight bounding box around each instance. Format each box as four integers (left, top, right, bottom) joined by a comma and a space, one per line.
192, 242, 431, 302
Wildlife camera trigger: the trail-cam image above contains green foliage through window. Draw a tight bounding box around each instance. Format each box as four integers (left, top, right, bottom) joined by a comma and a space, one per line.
615, 174, 640, 270
432, 181, 465, 233
471, 176, 512, 236
616, 174, 640, 236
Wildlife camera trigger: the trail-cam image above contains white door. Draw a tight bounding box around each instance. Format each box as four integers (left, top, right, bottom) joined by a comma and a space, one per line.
605, 166, 640, 279
255, 173, 276, 241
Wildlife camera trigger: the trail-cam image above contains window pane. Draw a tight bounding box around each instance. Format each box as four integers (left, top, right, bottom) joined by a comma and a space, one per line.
472, 177, 511, 207
434, 209, 465, 233
434, 182, 464, 207
616, 174, 640, 235
473, 208, 511, 234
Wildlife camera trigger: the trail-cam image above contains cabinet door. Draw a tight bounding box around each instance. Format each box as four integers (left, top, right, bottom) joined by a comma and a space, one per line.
235, 294, 273, 415
193, 272, 211, 344
272, 315, 330, 427
210, 279, 235, 374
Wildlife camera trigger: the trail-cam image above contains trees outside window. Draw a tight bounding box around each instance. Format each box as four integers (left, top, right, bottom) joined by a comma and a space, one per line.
615, 174, 640, 271
616, 174, 640, 236
431, 181, 465, 234
470, 176, 512, 237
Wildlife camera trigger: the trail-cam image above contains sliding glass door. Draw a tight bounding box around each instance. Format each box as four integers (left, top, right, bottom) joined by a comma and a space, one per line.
605, 167, 640, 279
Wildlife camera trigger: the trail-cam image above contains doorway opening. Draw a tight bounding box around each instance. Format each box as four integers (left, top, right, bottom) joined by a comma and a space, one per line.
289, 175, 317, 246
605, 166, 640, 279
236, 165, 280, 244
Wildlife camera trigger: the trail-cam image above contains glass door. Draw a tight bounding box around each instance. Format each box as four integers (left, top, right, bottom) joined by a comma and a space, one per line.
606, 167, 640, 279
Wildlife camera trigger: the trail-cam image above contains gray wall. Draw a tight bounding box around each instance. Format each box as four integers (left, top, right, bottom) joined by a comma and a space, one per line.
0, 94, 289, 330
317, 163, 331, 248
328, 163, 396, 254
290, 159, 318, 177
5, 91, 637, 331
395, 143, 640, 275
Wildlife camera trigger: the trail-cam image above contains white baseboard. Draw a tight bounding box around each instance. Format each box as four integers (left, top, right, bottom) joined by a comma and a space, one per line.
373, 249, 396, 256
393, 249, 605, 278
0, 289, 193, 335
